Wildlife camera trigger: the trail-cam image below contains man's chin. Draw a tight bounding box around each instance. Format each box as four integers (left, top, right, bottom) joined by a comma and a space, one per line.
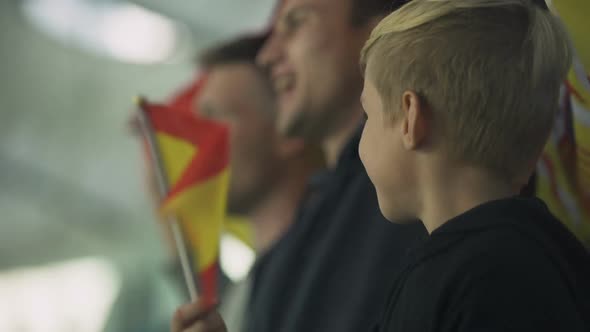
278, 106, 308, 139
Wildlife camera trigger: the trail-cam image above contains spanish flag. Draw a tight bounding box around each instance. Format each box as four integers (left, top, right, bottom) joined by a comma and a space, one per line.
165, 75, 253, 249
137, 86, 229, 304
537, 0, 590, 247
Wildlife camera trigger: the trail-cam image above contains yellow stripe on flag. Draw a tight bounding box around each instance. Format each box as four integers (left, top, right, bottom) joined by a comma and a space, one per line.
162, 169, 229, 271
225, 216, 254, 249
157, 133, 198, 185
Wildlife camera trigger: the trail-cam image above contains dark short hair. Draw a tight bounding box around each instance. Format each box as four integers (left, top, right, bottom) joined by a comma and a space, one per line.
350, 0, 547, 26
197, 34, 275, 109
350, 0, 411, 26
198, 34, 268, 68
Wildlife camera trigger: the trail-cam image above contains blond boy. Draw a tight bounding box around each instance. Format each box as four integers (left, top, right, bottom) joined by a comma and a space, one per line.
360, 0, 590, 331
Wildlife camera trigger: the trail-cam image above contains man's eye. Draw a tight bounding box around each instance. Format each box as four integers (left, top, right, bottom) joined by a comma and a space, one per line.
287, 16, 303, 29
284, 9, 308, 33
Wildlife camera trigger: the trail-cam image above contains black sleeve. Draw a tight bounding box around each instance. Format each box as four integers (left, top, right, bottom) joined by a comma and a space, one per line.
444, 262, 583, 332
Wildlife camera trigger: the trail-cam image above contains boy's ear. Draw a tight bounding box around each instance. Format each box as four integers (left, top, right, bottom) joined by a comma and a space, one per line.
400, 90, 428, 150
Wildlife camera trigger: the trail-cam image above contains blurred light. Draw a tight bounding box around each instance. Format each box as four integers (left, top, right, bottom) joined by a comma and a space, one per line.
220, 234, 255, 282
99, 5, 177, 63
22, 0, 184, 64
0, 257, 120, 332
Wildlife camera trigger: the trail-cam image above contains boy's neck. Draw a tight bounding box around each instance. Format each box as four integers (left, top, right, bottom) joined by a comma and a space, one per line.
419, 166, 516, 234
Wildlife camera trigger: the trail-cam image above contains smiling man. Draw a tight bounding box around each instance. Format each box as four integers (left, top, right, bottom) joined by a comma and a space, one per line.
170, 0, 426, 332
244, 0, 426, 331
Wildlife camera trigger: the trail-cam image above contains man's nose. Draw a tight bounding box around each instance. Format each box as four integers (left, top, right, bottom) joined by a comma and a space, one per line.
257, 32, 282, 69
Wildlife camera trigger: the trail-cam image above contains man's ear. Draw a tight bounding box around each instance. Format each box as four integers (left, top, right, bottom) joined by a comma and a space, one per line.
400, 90, 428, 150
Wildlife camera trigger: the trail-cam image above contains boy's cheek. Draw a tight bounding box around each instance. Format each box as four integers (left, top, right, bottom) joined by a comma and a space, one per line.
359, 125, 380, 182
358, 136, 368, 167
358, 124, 373, 166
358, 123, 367, 159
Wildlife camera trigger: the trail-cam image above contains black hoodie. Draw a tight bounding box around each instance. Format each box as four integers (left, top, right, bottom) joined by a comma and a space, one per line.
245, 129, 426, 332
376, 197, 590, 332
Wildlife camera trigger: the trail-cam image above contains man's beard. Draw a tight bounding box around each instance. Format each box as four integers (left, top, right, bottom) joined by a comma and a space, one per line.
283, 106, 338, 144
226, 178, 274, 216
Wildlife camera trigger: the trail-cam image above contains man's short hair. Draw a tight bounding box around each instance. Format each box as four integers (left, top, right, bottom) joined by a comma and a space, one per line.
198, 34, 274, 100
350, 0, 411, 25
198, 34, 268, 69
361, 0, 573, 183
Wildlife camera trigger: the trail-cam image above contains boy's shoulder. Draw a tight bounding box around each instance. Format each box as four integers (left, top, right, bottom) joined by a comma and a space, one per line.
445, 225, 556, 280
416, 222, 553, 282
416, 197, 587, 278
383, 215, 589, 332
398, 220, 588, 331
408, 200, 584, 297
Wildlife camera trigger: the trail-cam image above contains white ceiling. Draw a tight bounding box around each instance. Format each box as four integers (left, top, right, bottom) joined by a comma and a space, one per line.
0, 1, 271, 329
0, 0, 276, 271
130, 0, 277, 46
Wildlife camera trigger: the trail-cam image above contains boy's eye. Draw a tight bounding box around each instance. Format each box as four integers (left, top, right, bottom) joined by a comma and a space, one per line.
363, 112, 368, 120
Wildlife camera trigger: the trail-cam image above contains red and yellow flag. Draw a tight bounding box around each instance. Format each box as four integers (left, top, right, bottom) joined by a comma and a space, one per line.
537, 0, 590, 247
137, 85, 229, 304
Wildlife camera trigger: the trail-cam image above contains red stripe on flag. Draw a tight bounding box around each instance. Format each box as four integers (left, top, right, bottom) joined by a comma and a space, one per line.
168, 75, 208, 115
142, 102, 229, 198
199, 262, 219, 306
564, 79, 586, 103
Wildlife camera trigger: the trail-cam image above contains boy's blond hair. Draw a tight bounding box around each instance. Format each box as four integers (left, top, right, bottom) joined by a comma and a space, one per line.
361, 0, 573, 182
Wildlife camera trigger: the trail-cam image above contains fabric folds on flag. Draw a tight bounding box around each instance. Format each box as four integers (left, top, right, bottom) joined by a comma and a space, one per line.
139, 97, 230, 304
537, 0, 590, 247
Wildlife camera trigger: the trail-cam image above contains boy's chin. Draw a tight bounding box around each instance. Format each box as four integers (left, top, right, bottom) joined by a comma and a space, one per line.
384, 213, 418, 224
375, 189, 418, 223
378, 202, 414, 224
